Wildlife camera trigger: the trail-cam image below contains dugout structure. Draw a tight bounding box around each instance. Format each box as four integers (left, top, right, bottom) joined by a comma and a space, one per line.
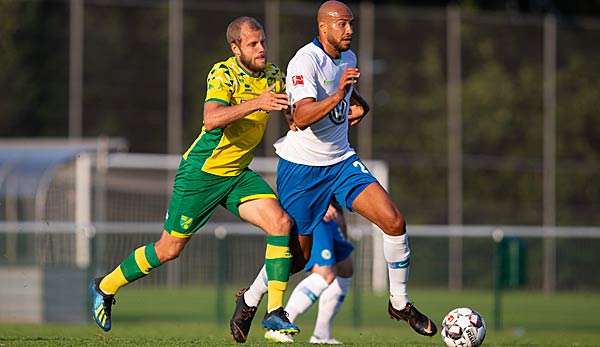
0, 139, 126, 323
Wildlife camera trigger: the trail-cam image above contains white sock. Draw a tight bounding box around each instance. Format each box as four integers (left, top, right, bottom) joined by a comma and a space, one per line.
244, 265, 268, 307
285, 273, 329, 322
383, 233, 411, 310
313, 276, 351, 340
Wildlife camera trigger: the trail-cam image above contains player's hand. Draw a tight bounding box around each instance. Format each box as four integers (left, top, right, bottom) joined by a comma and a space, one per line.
336, 67, 360, 98
348, 104, 365, 126
323, 204, 341, 222
254, 84, 289, 111
283, 108, 298, 131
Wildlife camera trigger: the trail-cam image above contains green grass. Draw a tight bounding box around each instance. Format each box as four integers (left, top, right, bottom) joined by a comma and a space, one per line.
1, 287, 600, 346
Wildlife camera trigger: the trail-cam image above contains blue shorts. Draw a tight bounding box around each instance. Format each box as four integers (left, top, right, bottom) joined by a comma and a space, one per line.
277, 154, 377, 236
304, 220, 354, 271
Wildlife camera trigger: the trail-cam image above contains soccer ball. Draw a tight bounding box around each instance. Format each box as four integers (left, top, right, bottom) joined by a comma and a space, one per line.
441, 307, 487, 347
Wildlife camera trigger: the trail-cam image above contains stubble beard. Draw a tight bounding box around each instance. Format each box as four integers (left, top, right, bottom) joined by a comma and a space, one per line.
328, 34, 351, 53
240, 52, 265, 73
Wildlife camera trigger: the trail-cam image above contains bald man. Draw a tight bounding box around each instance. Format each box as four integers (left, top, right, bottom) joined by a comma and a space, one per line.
274, 0, 437, 341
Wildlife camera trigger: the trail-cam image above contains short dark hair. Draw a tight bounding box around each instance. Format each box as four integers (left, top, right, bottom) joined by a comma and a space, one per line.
226, 16, 264, 45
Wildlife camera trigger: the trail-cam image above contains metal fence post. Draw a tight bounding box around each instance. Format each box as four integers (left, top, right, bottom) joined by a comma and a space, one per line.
492, 228, 504, 331
447, 4, 463, 291
543, 14, 557, 294
358, 1, 374, 159
69, 0, 84, 138
352, 232, 362, 328
75, 153, 92, 270
168, 0, 183, 155
215, 226, 228, 324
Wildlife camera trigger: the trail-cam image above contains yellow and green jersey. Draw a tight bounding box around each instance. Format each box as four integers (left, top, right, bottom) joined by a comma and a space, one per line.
183, 56, 285, 176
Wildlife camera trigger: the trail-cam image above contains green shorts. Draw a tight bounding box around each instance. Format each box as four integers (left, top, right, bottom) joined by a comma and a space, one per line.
163, 159, 276, 238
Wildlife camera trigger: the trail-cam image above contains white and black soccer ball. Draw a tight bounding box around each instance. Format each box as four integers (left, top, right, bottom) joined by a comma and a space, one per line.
441, 307, 487, 347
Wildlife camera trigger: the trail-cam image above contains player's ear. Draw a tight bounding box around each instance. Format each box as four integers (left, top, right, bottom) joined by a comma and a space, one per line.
230, 42, 241, 57
318, 21, 327, 35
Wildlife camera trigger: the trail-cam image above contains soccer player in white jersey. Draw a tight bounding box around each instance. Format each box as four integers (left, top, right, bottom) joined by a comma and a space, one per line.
234, 1, 436, 343
275, 0, 436, 340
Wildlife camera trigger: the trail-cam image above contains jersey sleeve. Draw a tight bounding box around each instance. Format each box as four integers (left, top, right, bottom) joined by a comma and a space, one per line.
286, 53, 318, 105
205, 63, 235, 105
267, 64, 286, 94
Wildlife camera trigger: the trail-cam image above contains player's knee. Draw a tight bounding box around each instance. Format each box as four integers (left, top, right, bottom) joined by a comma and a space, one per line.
323, 272, 336, 284
383, 212, 406, 236
313, 266, 336, 284
155, 242, 185, 262
159, 246, 182, 262
269, 213, 293, 236
317, 271, 336, 284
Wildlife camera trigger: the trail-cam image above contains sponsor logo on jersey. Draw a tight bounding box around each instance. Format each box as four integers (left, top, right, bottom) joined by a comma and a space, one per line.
328, 99, 348, 125
292, 75, 304, 86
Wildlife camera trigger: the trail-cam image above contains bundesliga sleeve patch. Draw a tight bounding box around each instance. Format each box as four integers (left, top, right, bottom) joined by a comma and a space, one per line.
292, 75, 304, 86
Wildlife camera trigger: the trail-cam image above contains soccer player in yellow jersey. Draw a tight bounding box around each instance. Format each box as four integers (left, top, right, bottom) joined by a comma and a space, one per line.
89, 16, 300, 340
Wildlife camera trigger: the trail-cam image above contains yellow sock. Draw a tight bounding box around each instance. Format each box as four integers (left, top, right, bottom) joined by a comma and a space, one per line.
265, 235, 292, 313
99, 267, 128, 295
99, 243, 162, 295
267, 280, 288, 313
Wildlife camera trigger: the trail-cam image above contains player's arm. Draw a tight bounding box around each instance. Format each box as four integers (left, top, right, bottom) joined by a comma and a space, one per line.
292, 67, 360, 130
203, 85, 289, 131
282, 107, 298, 131
348, 88, 370, 126
323, 200, 347, 237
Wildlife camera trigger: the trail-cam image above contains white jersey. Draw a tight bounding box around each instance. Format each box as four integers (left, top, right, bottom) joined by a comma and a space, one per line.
273, 38, 356, 166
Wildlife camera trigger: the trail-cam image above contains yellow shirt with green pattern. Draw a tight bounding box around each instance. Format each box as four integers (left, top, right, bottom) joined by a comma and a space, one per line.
183, 56, 285, 176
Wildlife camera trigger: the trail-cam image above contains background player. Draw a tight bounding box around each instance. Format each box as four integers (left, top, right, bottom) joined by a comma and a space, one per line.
274, 0, 437, 338
282, 201, 353, 345
89, 16, 299, 338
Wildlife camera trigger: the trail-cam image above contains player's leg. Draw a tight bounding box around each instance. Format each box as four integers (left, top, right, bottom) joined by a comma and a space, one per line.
90, 233, 191, 332
89, 236, 172, 332
243, 233, 312, 308
225, 170, 299, 341
286, 265, 336, 322
286, 206, 347, 323
311, 239, 354, 344
238, 197, 293, 313
90, 159, 224, 332
269, 224, 335, 344
351, 181, 437, 336
282, 215, 353, 344
230, 233, 311, 343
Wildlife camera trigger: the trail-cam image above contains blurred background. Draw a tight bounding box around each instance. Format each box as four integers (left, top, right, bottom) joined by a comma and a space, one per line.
0, 0, 599, 343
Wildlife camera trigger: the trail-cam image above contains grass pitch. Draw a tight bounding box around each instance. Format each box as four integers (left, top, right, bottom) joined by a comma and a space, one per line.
1, 287, 599, 346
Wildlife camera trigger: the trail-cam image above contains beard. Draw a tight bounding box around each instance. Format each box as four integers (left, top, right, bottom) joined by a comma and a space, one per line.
327, 34, 352, 52
239, 52, 266, 73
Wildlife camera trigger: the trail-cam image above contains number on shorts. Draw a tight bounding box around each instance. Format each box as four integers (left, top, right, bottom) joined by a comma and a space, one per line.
353, 160, 369, 174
